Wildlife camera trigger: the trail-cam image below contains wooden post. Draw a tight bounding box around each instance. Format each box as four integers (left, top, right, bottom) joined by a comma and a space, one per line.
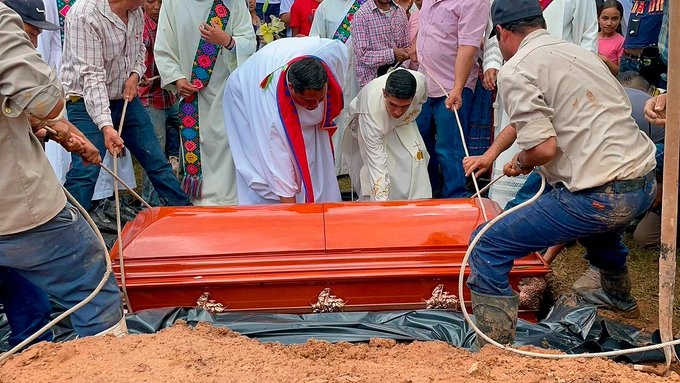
659, 0, 678, 370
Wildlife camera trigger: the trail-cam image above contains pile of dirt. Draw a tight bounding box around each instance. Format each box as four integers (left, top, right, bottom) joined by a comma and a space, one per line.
2, 322, 678, 383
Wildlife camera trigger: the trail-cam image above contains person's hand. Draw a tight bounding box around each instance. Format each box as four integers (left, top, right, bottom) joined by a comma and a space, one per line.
175, 78, 199, 99
199, 21, 232, 47
48, 119, 74, 144
503, 160, 522, 177
463, 153, 495, 177
138, 76, 151, 87
102, 125, 124, 156
445, 88, 463, 110
123, 73, 139, 101
72, 134, 101, 165
393, 47, 409, 62
482, 68, 498, 90
644, 93, 667, 127
408, 44, 417, 64
279, 196, 296, 203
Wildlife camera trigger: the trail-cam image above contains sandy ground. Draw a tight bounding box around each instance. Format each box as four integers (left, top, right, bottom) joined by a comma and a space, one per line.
1, 322, 678, 383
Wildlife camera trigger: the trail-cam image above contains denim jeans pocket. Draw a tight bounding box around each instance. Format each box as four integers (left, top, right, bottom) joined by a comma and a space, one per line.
54, 204, 78, 224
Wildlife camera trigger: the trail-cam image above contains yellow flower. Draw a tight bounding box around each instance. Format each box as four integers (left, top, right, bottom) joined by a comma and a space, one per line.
256, 16, 286, 44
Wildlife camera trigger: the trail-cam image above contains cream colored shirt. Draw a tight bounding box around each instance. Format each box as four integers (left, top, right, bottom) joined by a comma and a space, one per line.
498, 30, 655, 191
0, 4, 67, 235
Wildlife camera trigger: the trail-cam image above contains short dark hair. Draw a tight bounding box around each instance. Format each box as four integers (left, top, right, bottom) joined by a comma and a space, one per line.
617, 70, 652, 93
500, 15, 546, 36
287, 58, 328, 93
385, 70, 417, 100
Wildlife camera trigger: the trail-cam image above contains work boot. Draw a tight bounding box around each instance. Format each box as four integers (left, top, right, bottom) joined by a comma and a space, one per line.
572, 265, 601, 292
94, 317, 128, 337
575, 267, 639, 318
470, 291, 519, 351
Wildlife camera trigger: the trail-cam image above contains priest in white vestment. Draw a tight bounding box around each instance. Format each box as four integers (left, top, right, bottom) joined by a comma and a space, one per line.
309, 0, 363, 175
344, 69, 431, 201
155, 0, 256, 206
223, 37, 348, 205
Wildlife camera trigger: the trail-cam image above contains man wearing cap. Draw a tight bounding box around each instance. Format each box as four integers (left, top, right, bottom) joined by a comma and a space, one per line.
0, 2, 127, 342
3, 0, 60, 47
465, 0, 656, 349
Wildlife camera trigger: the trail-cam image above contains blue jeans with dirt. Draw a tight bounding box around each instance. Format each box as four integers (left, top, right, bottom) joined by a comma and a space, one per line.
0, 204, 123, 336
467, 172, 656, 296
0, 269, 53, 347
64, 98, 190, 210
416, 88, 474, 198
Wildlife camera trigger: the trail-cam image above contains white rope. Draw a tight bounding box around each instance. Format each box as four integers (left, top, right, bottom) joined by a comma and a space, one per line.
0, 188, 112, 363
112, 99, 133, 314
458, 172, 680, 359
418, 62, 488, 221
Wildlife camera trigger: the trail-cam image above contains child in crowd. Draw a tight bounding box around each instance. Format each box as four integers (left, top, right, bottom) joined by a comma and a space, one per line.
597, 0, 625, 75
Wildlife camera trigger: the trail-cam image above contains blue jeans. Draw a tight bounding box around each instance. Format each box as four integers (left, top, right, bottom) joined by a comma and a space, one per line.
64, 98, 190, 210
142, 104, 180, 206
416, 89, 474, 198
504, 171, 549, 210
0, 269, 52, 347
467, 172, 656, 296
619, 56, 641, 74
0, 204, 123, 336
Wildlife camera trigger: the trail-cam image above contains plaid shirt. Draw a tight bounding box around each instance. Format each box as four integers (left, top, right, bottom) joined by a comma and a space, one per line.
139, 12, 176, 109
351, 0, 409, 89
61, 0, 146, 129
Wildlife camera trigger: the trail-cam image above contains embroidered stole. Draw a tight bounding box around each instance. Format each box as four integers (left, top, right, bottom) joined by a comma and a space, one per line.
274, 56, 343, 203
57, 0, 75, 44
539, 0, 553, 11
177, 0, 231, 199
331, 0, 368, 43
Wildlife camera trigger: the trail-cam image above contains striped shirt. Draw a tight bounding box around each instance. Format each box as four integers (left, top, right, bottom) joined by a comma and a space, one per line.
61, 0, 145, 129
351, 0, 409, 89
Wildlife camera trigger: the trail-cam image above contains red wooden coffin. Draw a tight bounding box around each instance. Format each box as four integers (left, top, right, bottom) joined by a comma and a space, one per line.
111, 198, 551, 321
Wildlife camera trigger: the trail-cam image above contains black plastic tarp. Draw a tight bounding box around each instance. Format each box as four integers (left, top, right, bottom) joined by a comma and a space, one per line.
1, 295, 677, 363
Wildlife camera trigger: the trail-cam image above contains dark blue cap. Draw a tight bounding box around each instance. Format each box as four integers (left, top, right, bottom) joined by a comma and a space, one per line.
4, 0, 60, 30
489, 0, 543, 37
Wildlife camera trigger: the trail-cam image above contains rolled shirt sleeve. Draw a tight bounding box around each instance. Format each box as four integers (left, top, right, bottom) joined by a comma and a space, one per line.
498, 70, 555, 150
456, 0, 489, 47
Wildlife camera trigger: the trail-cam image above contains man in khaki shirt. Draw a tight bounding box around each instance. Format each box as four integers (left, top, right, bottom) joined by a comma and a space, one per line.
0, 3, 126, 339
464, 0, 656, 350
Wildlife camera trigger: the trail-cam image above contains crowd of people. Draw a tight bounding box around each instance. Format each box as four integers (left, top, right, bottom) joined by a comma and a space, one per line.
0, 0, 672, 351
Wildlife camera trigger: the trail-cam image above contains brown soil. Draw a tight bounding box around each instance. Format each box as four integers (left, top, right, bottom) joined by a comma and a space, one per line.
2, 322, 679, 383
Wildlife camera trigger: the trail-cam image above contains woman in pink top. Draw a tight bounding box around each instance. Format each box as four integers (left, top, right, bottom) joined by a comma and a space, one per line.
597, 0, 625, 76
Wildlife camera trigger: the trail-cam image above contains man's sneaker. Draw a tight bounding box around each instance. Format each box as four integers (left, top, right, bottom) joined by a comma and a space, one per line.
572, 265, 601, 292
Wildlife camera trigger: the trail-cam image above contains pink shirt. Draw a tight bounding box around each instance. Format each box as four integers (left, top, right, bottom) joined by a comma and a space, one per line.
406, 9, 419, 70
416, 0, 488, 98
598, 33, 625, 65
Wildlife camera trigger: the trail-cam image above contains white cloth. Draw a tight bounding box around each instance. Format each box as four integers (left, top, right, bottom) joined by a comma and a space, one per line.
155, 0, 256, 206
92, 152, 138, 200
309, 0, 358, 175
343, 69, 431, 201
223, 36, 348, 205
483, 0, 598, 208
37, 0, 136, 192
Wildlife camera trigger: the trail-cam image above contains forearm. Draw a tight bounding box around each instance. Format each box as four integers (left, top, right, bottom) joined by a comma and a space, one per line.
453, 45, 477, 92
517, 137, 556, 168
486, 124, 516, 159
